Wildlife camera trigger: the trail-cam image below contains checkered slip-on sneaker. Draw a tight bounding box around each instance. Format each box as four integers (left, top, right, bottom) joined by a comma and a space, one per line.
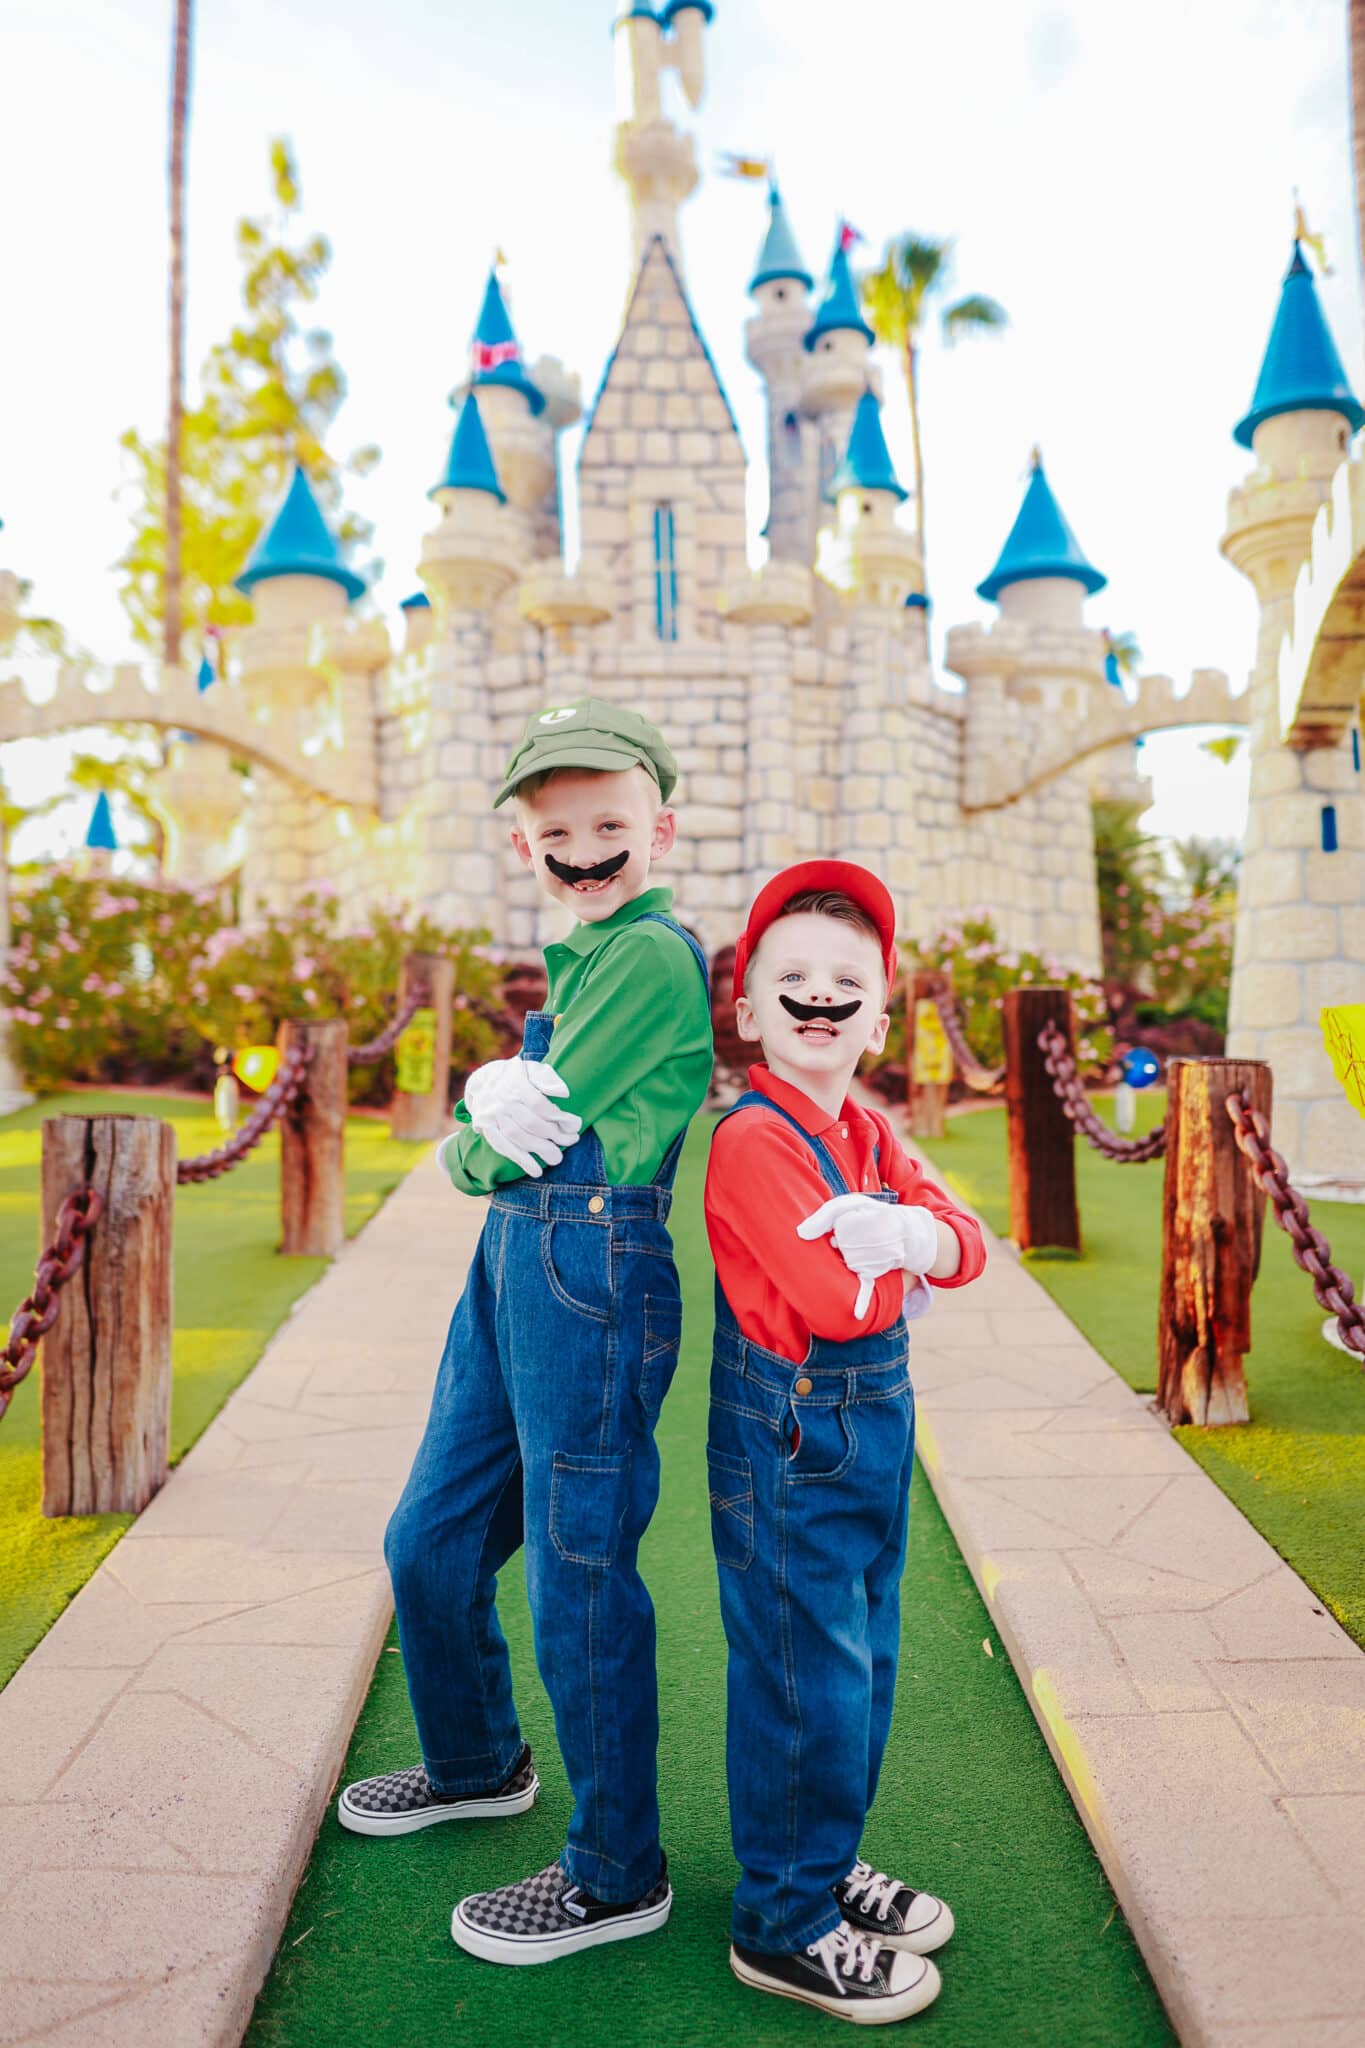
835, 1858, 955, 1956
451, 1856, 672, 1966
731, 1922, 941, 2024
337, 1744, 538, 1837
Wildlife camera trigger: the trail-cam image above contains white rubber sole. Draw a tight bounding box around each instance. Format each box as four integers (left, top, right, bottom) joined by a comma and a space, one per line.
730, 1948, 942, 2024
869, 1898, 955, 1956
451, 1886, 672, 1966
336, 1772, 539, 1837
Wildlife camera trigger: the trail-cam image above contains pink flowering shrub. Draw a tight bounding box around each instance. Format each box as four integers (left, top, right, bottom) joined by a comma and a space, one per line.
4, 871, 505, 1102
863, 911, 1113, 1099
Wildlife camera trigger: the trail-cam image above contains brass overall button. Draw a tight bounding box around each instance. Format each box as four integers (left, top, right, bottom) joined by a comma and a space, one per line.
794, 1376, 813, 1396
588, 1195, 605, 1214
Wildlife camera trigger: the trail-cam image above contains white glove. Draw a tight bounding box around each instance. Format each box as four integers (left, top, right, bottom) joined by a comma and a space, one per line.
461, 1058, 582, 1178
797, 1194, 941, 1319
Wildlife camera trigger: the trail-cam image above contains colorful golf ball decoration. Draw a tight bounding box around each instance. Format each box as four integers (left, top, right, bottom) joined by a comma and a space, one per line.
1115, 1045, 1161, 1133
232, 1045, 280, 1094
1320, 1006, 1365, 1355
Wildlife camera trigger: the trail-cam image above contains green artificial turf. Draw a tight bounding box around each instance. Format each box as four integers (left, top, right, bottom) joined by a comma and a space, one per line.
0, 1091, 424, 1690
919, 1098, 1365, 1648
247, 1120, 1174, 2048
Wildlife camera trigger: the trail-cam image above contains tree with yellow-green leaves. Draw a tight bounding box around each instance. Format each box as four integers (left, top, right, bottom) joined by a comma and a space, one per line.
120, 137, 380, 656
861, 234, 1006, 584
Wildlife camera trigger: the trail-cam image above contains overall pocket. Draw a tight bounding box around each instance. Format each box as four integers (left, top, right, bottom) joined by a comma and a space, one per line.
549, 1451, 631, 1567
786, 1398, 857, 1483
639, 1291, 683, 1421
706, 1444, 754, 1570
540, 1218, 611, 1323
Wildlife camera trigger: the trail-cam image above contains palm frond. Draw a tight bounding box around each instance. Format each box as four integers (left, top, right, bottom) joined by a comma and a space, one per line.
942, 293, 1008, 343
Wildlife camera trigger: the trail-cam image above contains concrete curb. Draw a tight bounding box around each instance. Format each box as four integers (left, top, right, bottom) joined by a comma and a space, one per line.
902, 1127, 1365, 2048
0, 1151, 473, 2048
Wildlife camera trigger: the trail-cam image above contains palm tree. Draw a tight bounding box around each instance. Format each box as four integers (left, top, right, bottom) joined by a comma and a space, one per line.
861, 235, 1007, 573
163, 0, 194, 669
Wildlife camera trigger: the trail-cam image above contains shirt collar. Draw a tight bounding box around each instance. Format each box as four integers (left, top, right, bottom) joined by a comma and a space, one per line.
747, 1064, 866, 1138
551, 884, 674, 959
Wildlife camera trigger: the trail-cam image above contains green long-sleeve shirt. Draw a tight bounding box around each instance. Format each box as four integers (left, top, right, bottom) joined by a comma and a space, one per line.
443, 887, 713, 1196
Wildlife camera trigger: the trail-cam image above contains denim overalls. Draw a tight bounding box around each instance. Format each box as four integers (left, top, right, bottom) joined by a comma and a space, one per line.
706, 1092, 921, 1954
385, 914, 709, 1906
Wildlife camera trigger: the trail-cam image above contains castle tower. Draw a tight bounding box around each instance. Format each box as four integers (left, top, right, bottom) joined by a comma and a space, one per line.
1222, 240, 1365, 1193
801, 230, 877, 561
612, 1, 714, 283
821, 388, 922, 607
947, 451, 1109, 967
577, 235, 746, 644
744, 186, 815, 562
419, 390, 521, 932
233, 465, 369, 910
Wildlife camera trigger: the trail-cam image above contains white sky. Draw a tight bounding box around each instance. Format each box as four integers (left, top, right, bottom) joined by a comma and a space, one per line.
4, 0, 1361, 857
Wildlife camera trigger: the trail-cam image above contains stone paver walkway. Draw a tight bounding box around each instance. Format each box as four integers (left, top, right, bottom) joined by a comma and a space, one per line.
4, 1130, 1364, 2047
0, 1151, 472, 2048
902, 1126, 1365, 2048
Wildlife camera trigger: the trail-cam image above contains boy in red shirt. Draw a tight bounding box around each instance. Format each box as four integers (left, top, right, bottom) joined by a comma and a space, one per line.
705, 861, 986, 2024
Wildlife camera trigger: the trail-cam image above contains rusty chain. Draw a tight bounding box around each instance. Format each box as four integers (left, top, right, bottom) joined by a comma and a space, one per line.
1226, 1092, 1365, 1361
347, 983, 428, 1068
932, 992, 1005, 1094
0, 1186, 104, 1422
1037, 1018, 1168, 1163
176, 1036, 314, 1184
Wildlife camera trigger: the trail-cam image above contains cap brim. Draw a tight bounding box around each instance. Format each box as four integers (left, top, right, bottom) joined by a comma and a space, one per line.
493, 742, 663, 808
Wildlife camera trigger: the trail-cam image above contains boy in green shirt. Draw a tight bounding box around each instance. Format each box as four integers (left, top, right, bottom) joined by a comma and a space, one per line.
338, 701, 712, 1969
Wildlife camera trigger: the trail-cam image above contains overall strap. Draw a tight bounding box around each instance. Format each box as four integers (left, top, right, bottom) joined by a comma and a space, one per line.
635, 911, 711, 995
716, 1090, 853, 1199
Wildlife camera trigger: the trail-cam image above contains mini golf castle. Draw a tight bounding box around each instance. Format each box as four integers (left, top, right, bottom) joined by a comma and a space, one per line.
0, 1, 1362, 1189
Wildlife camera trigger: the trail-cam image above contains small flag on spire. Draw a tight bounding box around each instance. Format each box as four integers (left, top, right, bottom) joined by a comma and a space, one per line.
838, 220, 865, 254
719, 152, 771, 180
493, 246, 508, 271
1292, 191, 1332, 275
472, 338, 521, 374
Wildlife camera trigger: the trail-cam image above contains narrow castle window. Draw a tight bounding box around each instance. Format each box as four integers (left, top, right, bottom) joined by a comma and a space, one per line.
653, 504, 678, 641
781, 409, 801, 467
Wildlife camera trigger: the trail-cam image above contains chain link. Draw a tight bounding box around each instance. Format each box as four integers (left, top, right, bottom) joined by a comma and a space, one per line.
1037, 1018, 1168, 1163
1226, 1092, 1365, 1361
347, 983, 428, 1068
176, 1037, 314, 1184
931, 992, 1005, 1094
0, 1186, 104, 1421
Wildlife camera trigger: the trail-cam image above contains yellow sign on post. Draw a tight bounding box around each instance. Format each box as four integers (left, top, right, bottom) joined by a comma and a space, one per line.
395, 1008, 437, 1097
912, 999, 954, 1087
1322, 1005, 1365, 1118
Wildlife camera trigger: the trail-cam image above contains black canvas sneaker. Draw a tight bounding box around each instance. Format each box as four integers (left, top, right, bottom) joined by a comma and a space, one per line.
337, 1743, 538, 1837
731, 1921, 942, 2024
452, 1856, 672, 1965
837, 1858, 955, 1955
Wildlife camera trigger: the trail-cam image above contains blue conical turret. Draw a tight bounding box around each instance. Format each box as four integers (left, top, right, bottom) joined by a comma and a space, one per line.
430, 391, 506, 502
804, 233, 874, 351
659, 0, 714, 22
85, 790, 117, 852
751, 186, 812, 293
470, 269, 545, 416
399, 591, 431, 611
196, 653, 215, 691
977, 451, 1106, 603
831, 390, 907, 501
234, 466, 366, 601
1234, 241, 1365, 449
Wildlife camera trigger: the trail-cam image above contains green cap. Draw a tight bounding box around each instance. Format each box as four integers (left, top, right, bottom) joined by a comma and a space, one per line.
494, 697, 678, 808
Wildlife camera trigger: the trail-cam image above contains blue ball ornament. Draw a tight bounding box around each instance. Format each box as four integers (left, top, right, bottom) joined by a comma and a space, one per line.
1121, 1047, 1161, 1089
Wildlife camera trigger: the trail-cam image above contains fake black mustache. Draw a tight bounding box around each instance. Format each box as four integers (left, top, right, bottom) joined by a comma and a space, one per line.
545, 850, 631, 886
779, 996, 862, 1023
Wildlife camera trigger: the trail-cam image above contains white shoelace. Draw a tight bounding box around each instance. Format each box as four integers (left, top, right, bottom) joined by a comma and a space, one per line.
807, 1920, 884, 1989
842, 1858, 903, 1922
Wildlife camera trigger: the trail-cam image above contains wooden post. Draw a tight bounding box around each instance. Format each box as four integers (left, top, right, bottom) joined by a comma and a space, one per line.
1002, 986, 1082, 1253
908, 970, 950, 1139
41, 1115, 174, 1517
389, 951, 456, 1143
278, 1018, 347, 1257
1156, 1057, 1272, 1426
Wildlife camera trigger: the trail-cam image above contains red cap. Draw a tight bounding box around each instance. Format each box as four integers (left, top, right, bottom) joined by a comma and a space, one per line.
731, 860, 899, 1003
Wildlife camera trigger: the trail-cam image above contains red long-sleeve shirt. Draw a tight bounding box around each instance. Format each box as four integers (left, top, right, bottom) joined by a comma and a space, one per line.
705, 1065, 987, 1364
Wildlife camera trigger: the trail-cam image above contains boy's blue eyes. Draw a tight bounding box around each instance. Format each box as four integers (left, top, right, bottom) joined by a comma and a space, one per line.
778, 972, 863, 990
